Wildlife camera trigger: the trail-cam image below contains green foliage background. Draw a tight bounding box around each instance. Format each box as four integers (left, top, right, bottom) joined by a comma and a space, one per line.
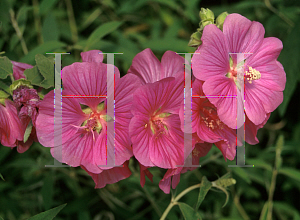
1, 0, 300, 219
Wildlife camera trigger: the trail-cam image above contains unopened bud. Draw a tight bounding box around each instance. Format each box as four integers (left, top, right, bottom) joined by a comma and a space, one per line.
188, 31, 202, 47
199, 8, 214, 22
216, 12, 229, 31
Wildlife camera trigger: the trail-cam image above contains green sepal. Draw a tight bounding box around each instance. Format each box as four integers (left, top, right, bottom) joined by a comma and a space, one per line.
9, 78, 33, 94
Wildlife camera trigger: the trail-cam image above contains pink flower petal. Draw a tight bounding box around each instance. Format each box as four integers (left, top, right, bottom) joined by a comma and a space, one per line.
192, 24, 230, 81
62, 62, 119, 110
203, 76, 243, 129
130, 115, 155, 167
223, 14, 264, 56
127, 48, 162, 84
82, 161, 132, 189
150, 114, 184, 168
36, 90, 88, 148
139, 163, 153, 188
81, 50, 104, 63
161, 50, 185, 79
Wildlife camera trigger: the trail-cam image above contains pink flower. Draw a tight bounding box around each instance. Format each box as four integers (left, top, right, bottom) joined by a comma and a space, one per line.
129, 76, 187, 169
11, 61, 33, 80
82, 161, 132, 189
192, 14, 286, 129
180, 79, 240, 160
159, 142, 212, 194
128, 48, 184, 84
128, 48, 192, 169
36, 51, 140, 175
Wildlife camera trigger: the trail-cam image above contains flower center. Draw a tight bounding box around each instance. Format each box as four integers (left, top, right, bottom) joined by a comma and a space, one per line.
80, 102, 111, 135
146, 110, 171, 137
200, 100, 224, 130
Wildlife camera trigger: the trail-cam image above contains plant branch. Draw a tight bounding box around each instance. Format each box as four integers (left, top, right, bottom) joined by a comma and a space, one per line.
32, 0, 43, 44
264, 0, 294, 27
160, 183, 201, 220
65, 0, 78, 43
9, 9, 28, 55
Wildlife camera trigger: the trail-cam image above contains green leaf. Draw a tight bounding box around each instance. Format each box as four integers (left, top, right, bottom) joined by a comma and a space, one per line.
24, 66, 44, 86
41, 174, 54, 210
278, 18, 300, 116
85, 21, 123, 50
195, 176, 211, 210
247, 159, 272, 171
259, 202, 269, 220
17, 6, 32, 35
278, 168, 300, 182
0, 173, 4, 181
39, 0, 59, 15
178, 202, 202, 220
232, 167, 251, 184
0, 90, 9, 99
42, 14, 59, 42
35, 54, 54, 88
23, 120, 33, 143
0, 80, 10, 94
0, 56, 13, 79
27, 203, 67, 220
142, 38, 194, 53
20, 41, 66, 64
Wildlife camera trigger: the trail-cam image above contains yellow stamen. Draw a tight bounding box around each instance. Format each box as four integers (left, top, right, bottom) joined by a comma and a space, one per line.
245, 66, 261, 84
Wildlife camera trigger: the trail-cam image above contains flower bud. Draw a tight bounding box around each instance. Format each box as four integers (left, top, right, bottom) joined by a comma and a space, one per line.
188, 31, 202, 47
216, 12, 229, 31
199, 8, 214, 22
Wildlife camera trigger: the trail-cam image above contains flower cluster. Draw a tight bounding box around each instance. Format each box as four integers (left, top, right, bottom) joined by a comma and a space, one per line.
0, 13, 286, 193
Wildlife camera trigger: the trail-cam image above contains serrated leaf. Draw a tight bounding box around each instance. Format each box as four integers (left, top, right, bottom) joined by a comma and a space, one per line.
0, 56, 13, 79
278, 168, 300, 182
85, 21, 123, 50
195, 176, 211, 210
24, 66, 44, 86
178, 202, 202, 220
24, 120, 33, 143
27, 203, 66, 220
35, 54, 54, 88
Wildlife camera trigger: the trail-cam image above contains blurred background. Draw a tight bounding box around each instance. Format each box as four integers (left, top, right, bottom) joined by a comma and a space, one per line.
0, 0, 300, 219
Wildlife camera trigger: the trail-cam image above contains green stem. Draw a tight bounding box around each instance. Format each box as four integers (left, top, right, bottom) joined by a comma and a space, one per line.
9, 9, 28, 55
10, 74, 15, 83
65, 0, 78, 43
160, 183, 201, 220
264, 0, 294, 27
32, 0, 43, 45
267, 168, 278, 220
